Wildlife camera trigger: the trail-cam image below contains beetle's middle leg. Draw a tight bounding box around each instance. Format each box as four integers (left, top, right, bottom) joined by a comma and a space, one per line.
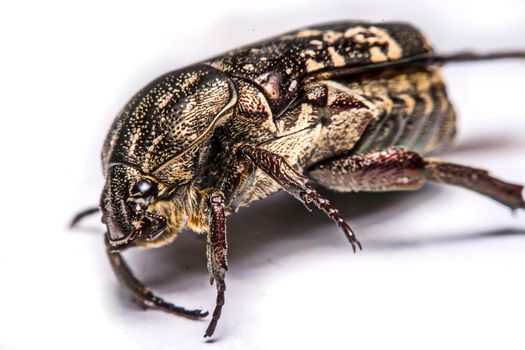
105, 237, 209, 319
308, 148, 525, 210
240, 145, 362, 252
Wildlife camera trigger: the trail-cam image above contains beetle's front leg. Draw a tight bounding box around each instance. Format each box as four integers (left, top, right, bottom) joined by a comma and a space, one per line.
240, 145, 362, 252
204, 191, 228, 338
105, 238, 209, 319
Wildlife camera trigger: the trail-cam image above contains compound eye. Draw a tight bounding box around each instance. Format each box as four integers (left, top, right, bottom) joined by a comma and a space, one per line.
131, 179, 157, 202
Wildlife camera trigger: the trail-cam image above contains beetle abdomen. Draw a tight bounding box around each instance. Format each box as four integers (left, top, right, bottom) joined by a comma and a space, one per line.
265, 67, 457, 170
349, 67, 456, 155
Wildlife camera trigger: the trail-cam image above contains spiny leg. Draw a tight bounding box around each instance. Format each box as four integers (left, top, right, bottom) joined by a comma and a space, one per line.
105, 237, 208, 319
70, 207, 99, 228
241, 145, 361, 252
308, 148, 525, 210
204, 192, 228, 338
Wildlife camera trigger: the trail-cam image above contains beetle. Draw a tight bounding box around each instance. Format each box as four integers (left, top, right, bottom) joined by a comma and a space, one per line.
71, 21, 525, 338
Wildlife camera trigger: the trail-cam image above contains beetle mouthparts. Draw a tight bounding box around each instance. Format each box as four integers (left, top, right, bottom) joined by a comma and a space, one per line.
107, 219, 138, 248
144, 212, 167, 241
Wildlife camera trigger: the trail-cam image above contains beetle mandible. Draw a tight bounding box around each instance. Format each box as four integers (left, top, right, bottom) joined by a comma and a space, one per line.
72, 21, 525, 338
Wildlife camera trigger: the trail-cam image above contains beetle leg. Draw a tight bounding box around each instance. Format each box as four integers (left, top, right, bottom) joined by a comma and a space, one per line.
308, 148, 525, 210
308, 148, 427, 192
241, 145, 362, 252
70, 207, 99, 228
218, 149, 255, 210
431, 50, 525, 65
204, 192, 228, 338
105, 237, 208, 319
424, 160, 525, 210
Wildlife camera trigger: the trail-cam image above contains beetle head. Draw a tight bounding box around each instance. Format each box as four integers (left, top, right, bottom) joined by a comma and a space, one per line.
100, 65, 238, 250
101, 164, 167, 250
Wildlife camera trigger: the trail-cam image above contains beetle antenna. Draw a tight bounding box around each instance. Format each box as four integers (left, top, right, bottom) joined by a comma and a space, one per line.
70, 207, 100, 228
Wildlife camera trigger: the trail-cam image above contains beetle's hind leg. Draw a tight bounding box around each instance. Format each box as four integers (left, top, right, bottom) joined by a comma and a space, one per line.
424, 160, 525, 210
105, 237, 209, 319
308, 148, 525, 210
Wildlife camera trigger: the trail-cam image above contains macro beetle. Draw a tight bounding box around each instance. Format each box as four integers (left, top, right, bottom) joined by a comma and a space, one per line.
72, 21, 525, 337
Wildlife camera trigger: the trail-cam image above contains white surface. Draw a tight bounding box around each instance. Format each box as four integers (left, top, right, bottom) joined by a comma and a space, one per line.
1, 1, 524, 349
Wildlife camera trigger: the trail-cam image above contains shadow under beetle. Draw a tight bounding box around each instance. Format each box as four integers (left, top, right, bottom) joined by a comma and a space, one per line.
72, 21, 525, 338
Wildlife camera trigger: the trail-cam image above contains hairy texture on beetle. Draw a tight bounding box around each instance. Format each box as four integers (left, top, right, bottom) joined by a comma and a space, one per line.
133, 186, 200, 248
91, 20, 525, 338
233, 169, 282, 208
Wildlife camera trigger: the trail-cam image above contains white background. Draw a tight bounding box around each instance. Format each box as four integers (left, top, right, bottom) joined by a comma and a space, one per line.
1, 1, 524, 349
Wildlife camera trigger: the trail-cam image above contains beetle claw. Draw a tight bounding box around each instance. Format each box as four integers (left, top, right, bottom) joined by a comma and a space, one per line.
340, 222, 362, 253
150, 301, 209, 320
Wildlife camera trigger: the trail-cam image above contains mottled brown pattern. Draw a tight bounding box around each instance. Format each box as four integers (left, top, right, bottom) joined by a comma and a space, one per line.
207, 22, 432, 115
81, 21, 525, 338
103, 65, 236, 175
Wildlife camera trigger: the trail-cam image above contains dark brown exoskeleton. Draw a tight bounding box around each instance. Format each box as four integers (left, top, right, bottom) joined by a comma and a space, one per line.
72, 21, 525, 338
